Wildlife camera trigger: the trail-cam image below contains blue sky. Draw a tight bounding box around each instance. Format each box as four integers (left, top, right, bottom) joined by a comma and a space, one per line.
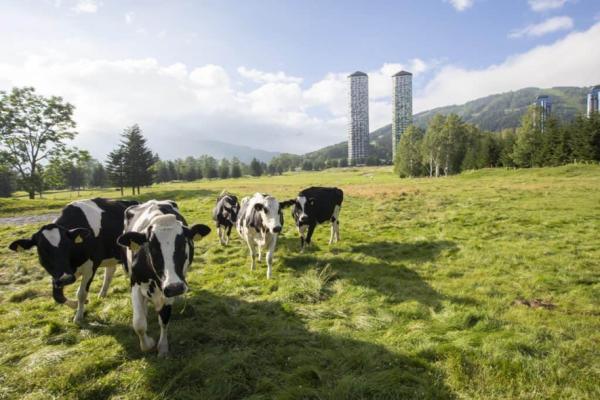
1, 0, 599, 158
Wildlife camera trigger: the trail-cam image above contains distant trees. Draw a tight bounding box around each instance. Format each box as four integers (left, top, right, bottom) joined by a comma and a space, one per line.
0, 163, 14, 197
0, 87, 77, 198
394, 109, 600, 178
250, 158, 263, 176
231, 157, 242, 178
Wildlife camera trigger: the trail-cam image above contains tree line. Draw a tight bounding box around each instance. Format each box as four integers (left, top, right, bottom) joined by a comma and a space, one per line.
394, 106, 600, 177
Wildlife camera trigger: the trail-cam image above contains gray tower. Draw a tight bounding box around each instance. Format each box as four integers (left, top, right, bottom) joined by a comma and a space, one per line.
392, 71, 413, 160
587, 85, 600, 118
348, 71, 369, 165
534, 95, 552, 133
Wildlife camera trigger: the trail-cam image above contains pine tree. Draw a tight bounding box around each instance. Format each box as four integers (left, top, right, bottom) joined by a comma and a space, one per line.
106, 146, 127, 196
120, 124, 155, 194
219, 158, 230, 179
512, 106, 543, 168
250, 158, 263, 176
91, 163, 108, 187
231, 157, 242, 178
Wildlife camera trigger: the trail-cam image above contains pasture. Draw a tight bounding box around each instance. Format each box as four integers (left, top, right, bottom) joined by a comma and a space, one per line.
0, 165, 599, 399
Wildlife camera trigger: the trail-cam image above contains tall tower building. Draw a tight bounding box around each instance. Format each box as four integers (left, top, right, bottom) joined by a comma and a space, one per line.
347, 71, 369, 165
534, 95, 552, 133
392, 71, 413, 160
587, 85, 600, 118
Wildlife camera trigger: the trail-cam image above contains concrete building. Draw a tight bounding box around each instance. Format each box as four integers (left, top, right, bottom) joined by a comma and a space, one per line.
534, 95, 552, 133
587, 85, 600, 118
347, 71, 369, 165
392, 71, 413, 160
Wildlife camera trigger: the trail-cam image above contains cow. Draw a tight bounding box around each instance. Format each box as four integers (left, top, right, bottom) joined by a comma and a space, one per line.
287, 187, 343, 251
212, 191, 240, 246
116, 200, 211, 356
8, 198, 139, 324
236, 193, 295, 279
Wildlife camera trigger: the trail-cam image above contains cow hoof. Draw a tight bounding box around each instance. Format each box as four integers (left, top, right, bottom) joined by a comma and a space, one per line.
65, 300, 78, 309
140, 337, 156, 352
73, 315, 84, 325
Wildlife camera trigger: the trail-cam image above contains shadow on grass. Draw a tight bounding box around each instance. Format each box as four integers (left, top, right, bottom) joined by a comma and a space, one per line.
350, 240, 459, 263
88, 291, 455, 399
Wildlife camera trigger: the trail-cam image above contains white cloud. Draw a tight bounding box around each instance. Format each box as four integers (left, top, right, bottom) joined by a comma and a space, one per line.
237, 67, 303, 84
509, 16, 573, 38
528, 0, 569, 12
72, 0, 100, 14
417, 22, 600, 111
124, 12, 134, 24
445, 0, 474, 12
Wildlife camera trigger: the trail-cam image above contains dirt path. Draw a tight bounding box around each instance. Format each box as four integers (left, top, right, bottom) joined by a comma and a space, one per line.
0, 213, 58, 226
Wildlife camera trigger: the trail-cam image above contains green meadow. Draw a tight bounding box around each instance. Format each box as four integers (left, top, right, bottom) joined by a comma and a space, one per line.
0, 165, 599, 399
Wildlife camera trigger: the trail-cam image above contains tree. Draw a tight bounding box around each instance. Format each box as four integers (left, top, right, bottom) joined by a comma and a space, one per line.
91, 163, 108, 187
0, 87, 77, 199
120, 124, 155, 194
512, 106, 543, 168
422, 114, 445, 177
106, 146, 127, 196
395, 125, 424, 177
219, 158, 230, 179
200, 155, 218, 179
302, 160, 313, 171
0, 163, 14, 197
339, 158, 348, 168
231, 157, 242, 178
250, 158, 263, 176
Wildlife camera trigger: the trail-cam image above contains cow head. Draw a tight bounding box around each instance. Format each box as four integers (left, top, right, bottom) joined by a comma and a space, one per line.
9, 224, 92, 304
117, 215, 210, 298
223, 196, 240, 224
287, 196, 315, 226
253, 196, 286, 234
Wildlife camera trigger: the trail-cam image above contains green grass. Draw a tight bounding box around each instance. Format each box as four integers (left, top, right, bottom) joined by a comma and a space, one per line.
1, 165, 599, 399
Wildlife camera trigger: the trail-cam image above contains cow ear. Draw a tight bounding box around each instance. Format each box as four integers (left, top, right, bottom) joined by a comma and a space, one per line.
67, 228, 91, 244
117, 232, 148, 251
186, 224, 211, 241
279, 199, 295, 209
254, 203, 264, 211
9, 238, 36, 252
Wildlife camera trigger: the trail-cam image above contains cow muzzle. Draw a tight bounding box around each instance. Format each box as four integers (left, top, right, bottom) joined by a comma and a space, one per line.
272, 226, 282, 234
163, 282, 186, 298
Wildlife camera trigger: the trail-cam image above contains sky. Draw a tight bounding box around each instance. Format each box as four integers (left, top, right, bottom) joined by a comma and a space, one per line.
0, 0, 599, 160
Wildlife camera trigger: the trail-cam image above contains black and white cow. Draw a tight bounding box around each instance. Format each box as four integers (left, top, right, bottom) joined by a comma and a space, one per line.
236, 193, 294, 279
8, 198, 138, 323
117, 200, 210, 356
212, 191, 239, 246
287, 187, 343, 251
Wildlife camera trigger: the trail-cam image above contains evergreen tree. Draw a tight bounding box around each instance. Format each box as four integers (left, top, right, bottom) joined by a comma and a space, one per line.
512, 106, 543, 168
231, 157, 242, 178
120, 125, 154, 194
0, 164, 14, 197
219, 158, 230, 179
105, 146, 127, 196
91, 163, 108, 187
250, 158, 263, 176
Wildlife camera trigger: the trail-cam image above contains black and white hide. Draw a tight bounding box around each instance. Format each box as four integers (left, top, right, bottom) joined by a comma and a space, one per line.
117, 200, 211, 356
212, 191, 239, 246
8, 198, 138, 323
236, 193, 294, 279
287, 187, 343, 251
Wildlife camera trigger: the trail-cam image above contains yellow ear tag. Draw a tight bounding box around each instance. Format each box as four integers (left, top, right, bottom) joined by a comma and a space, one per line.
130, 242, 140, 252
74, 236, 83, 244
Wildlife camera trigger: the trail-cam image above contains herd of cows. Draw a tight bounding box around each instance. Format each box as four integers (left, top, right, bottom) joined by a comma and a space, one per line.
7, 187, 344, 356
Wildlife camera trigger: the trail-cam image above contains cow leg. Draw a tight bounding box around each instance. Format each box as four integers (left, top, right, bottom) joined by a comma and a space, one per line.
246, 241, 257, 271
98, 264, 116, 298
217, 225, 224, 245
157, 302, 173, 357
298, 225, 308, 252
332, 205, 341, 242
225, 225, 232, 245
132, 285, 155, 352
305, 224, 316, 249
74, 261, 94, 324
258, 245, 263, 263
335, 220, 340, 242
266, 236, 277, 279
329, 221, 336, 245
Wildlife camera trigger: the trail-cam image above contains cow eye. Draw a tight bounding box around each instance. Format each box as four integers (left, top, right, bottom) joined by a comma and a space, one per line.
263, 208, 269, 214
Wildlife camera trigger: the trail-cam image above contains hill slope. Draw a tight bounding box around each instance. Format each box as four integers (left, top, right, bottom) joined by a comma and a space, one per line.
305, 86, 590, 162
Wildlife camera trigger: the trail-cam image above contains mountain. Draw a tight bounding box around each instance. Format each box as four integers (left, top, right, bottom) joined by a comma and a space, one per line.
156, 138, 280, 163
304, 86, 591, 162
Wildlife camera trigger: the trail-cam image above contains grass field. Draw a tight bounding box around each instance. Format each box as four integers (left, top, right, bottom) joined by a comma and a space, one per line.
0, 165, 599, 399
